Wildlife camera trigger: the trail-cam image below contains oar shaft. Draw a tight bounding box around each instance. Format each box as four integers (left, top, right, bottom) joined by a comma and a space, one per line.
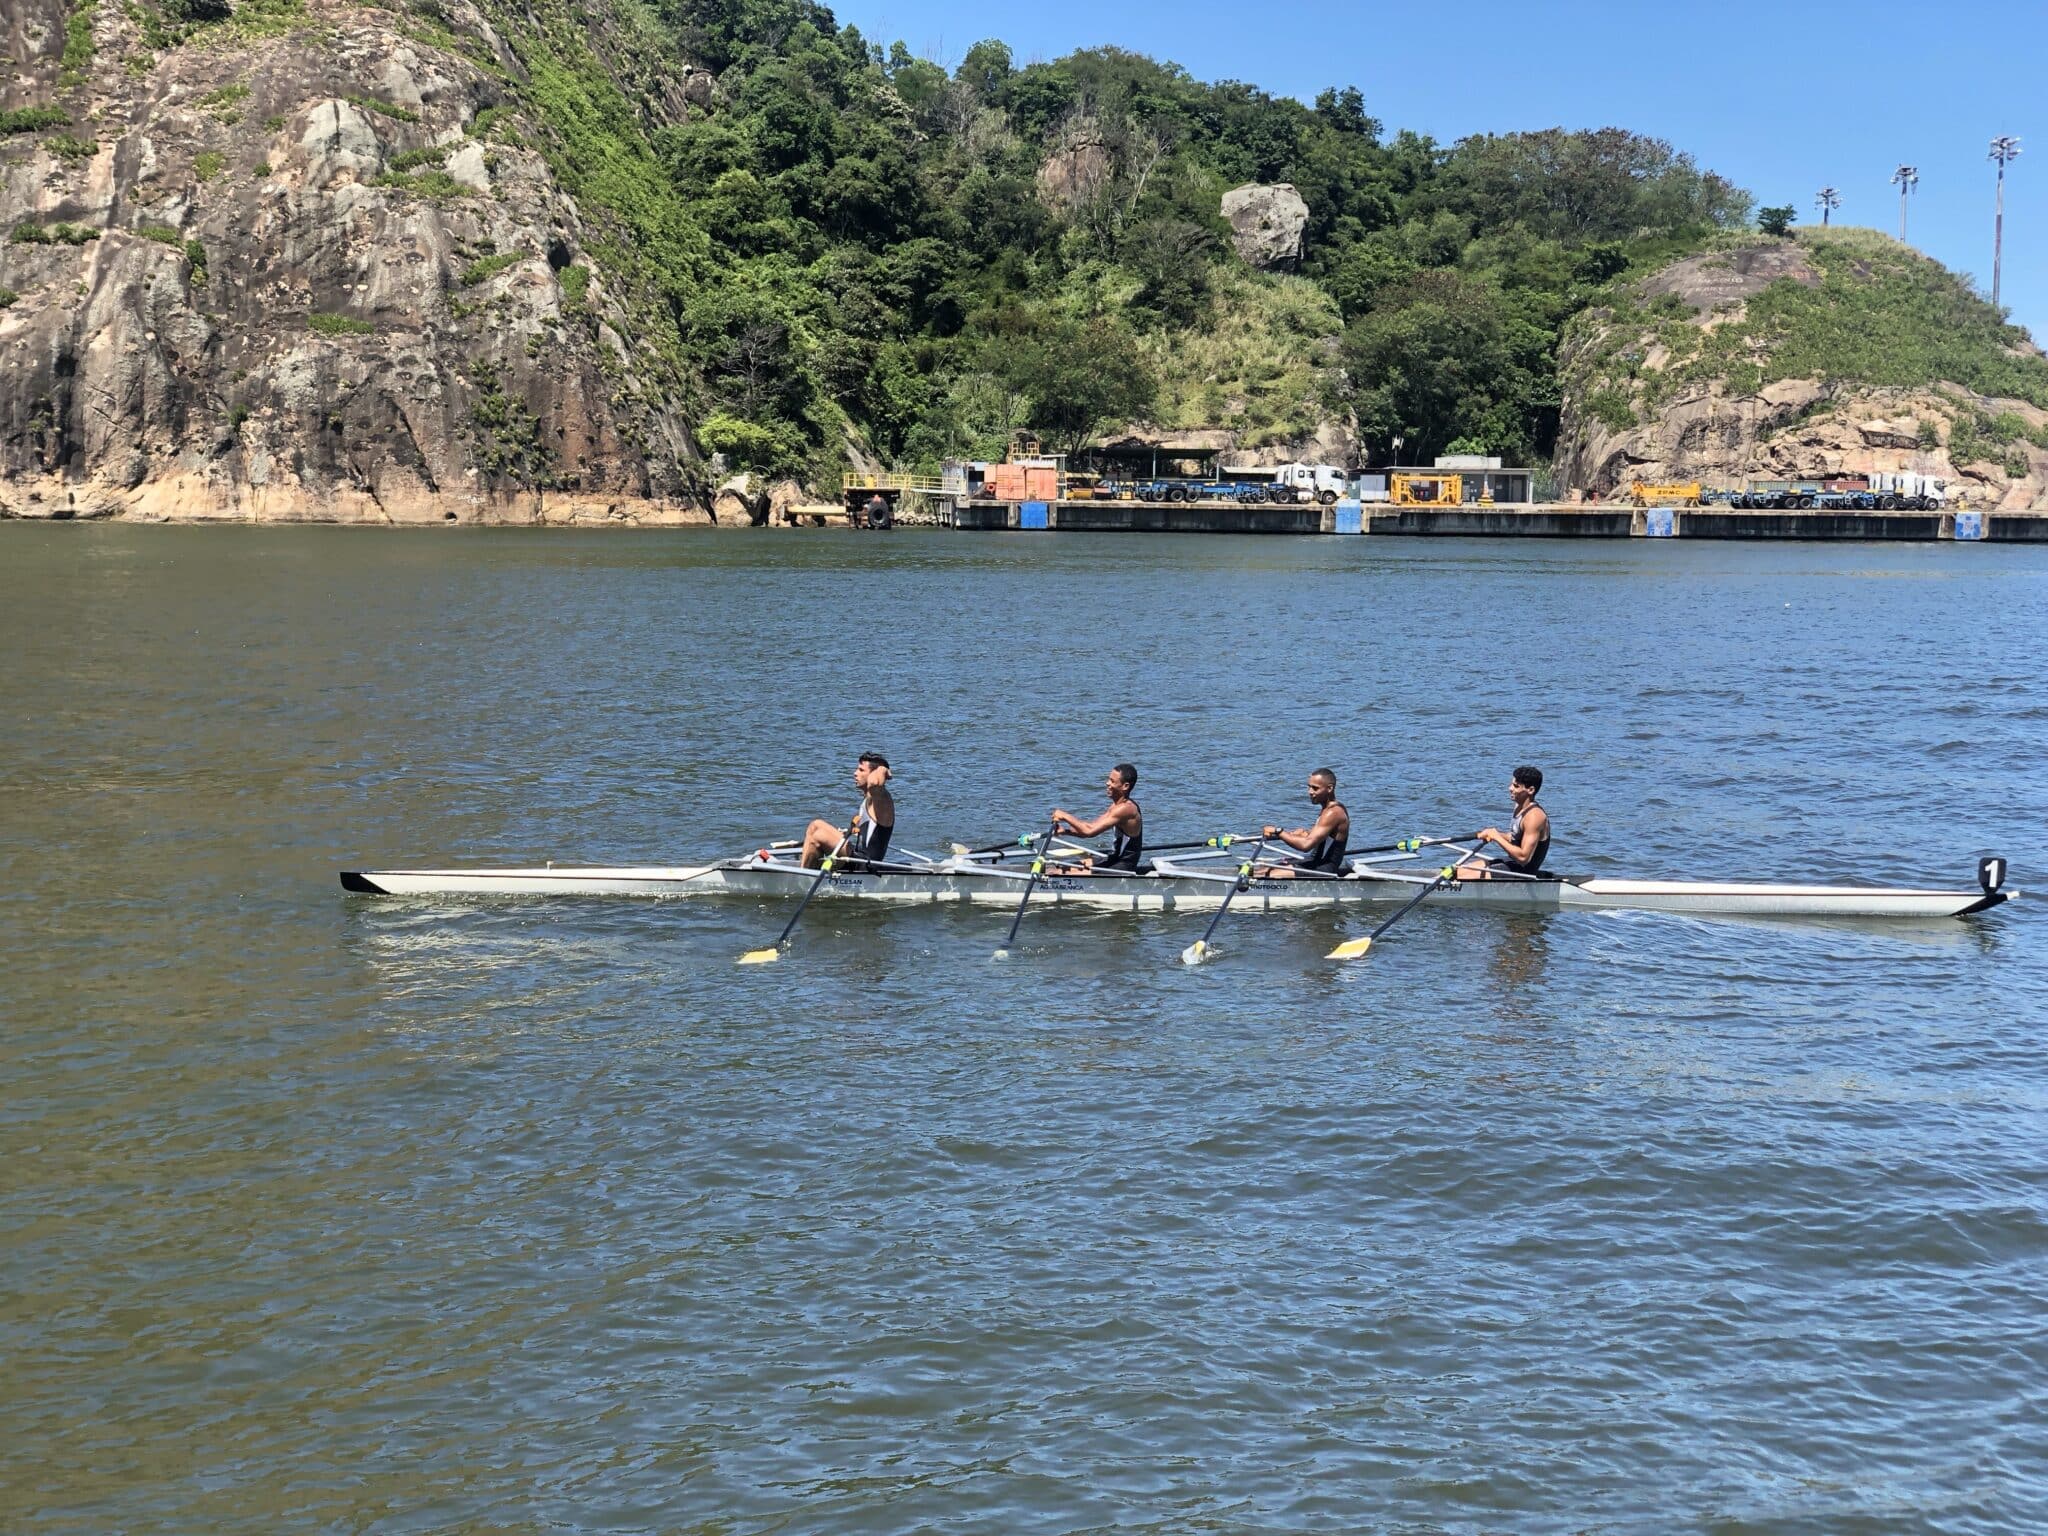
1194, 842, 1263, 947
997, 822, 1058, 952
770, 857, 837, 947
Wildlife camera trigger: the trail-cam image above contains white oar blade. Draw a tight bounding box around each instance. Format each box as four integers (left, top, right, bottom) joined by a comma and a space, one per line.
1326, 935, 1374, 960
738, 947, 781, 965
1180, 939, 1212, 966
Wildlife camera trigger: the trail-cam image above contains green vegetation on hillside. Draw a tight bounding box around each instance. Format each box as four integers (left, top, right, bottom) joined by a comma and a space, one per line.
1569, 228, 2048, 415
459, 0, 1749, 477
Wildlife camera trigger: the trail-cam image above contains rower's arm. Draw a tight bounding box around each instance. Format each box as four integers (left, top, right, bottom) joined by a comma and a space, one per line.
1263, 806, 1338, 853
866, 786, 895, 827
1051, 804, 1127, 838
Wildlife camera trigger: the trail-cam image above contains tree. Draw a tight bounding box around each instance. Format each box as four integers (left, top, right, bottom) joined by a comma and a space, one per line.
985, 313, 1156, 453
1758, 204, 1796, 238
1341, 271, 1546, 464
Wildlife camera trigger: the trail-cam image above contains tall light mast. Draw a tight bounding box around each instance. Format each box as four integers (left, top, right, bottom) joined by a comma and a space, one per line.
1989, 136, 2021, 310
1815, 186, 1841, 227
1890, 164, 1919, 242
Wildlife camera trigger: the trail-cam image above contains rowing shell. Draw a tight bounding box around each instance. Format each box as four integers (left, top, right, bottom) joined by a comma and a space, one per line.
339, 853, 2016, 920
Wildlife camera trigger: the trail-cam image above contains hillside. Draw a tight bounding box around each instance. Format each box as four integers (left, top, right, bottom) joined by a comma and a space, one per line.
1555, 228, 2048, 508
0, 0, 1804, 521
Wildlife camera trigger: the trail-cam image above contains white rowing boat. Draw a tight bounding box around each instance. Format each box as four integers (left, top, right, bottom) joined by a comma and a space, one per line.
339, 842, 2016, 921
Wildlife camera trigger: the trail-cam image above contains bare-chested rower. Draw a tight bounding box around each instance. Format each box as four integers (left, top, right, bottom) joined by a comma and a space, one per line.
799, 751, 894, 868
1256, 767, 1350, 879
1048, 763, 1144, 873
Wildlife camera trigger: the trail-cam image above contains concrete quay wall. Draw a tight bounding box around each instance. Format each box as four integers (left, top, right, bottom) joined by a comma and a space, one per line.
947, 499, 2047, 542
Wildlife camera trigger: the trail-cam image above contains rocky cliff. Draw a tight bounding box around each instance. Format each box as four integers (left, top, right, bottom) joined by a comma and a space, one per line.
1555, 230, 2048, 508
0, 0, 722, 523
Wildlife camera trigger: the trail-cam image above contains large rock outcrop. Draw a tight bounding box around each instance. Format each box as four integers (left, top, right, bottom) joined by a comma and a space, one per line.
0, 0, 718, 523
1554, 233, 2048, 509
1221, 183, 1307, 271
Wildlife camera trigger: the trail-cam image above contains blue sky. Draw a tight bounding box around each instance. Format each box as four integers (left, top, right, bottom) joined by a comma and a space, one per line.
833, 0, 2044, 339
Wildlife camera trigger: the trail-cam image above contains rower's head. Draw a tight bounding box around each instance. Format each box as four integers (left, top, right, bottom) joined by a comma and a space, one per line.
1511, 764, 1542, 803
1106, 762, 1137, 800
857, 751, 890, 788
1308, 767, 1337, 806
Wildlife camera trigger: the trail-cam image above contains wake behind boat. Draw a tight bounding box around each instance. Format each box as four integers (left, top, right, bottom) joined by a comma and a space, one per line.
339, 839, 2018, 921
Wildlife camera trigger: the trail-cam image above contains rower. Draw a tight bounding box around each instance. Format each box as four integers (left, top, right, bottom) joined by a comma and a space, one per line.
1049, 763, 1144, 872
800, 751, 894, 868
1457, 764, 1549, 880
1257, 767, 1349, 879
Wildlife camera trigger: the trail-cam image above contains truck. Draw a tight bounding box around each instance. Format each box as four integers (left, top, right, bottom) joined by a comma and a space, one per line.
1866, 471, 1949, 510
1268, 462, 1350, 505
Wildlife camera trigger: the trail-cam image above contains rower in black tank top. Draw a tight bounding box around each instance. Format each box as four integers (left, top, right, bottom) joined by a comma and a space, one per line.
1101, 798, 1143, 870
1301, 801, 1349, 873
1502, 800, 1547, 874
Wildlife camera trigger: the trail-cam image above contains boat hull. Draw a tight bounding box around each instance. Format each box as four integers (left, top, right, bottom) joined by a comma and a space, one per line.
339, 859, 2013, 920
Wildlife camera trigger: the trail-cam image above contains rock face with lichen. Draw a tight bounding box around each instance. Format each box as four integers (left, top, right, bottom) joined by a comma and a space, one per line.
0, 0, 726, 523
1555, 232, 2048, 509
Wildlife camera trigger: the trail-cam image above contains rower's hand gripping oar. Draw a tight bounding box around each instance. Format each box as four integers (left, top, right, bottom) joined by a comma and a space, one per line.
1179, 839, 1265, 966
992, 821, 1059, 960
1326, 860, 1466, 961
739, 842, 847, 964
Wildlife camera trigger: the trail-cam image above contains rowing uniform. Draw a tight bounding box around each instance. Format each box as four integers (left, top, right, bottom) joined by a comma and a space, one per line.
843, 796, 892, 863
1099, 801, 1144, 871
1500, 802, 1548, 875
1301, 804, 1350, 874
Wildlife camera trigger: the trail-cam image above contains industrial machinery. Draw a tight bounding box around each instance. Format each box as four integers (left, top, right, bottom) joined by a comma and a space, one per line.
1389, 472, 1463, 508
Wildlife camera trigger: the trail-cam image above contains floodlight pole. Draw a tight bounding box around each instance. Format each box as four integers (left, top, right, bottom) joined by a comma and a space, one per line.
1891, 164, 1918, 242
1989, 137, 2021, 311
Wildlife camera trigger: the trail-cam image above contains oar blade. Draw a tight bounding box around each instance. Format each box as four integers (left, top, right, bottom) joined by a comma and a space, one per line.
1180, 938, 1212, 966
1325, 935, 1375, 960
738, 946, 782, 965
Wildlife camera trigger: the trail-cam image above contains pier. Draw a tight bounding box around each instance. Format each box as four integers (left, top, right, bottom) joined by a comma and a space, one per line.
939, 499, 2048, 541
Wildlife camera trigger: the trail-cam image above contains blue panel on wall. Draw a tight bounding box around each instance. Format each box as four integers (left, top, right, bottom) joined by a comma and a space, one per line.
1334, 500, 1362, 534
1019, 501, 1049, 530
1954, 510, 1985, 541
1644, 508, 1676, 538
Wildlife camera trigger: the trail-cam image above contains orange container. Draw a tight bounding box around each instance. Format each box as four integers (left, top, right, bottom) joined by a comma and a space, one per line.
992, 465, 1026, 500
1025, 467, 1058, 500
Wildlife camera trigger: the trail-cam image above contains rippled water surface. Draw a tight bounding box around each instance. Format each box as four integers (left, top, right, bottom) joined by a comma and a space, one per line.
4, 526, 2046, 1533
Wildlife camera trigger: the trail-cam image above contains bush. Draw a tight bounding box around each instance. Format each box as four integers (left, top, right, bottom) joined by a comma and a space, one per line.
42, 134, 98, 159
387, 145, 449, 172
193, 150, 225, 181
0, 287, 17, 308
348, 94, 420, 123
10, 221, 99, 245
558, 263, 589, 308
308, 312, 375, 335
185, 239, 208, 280
138, 223, 182, 243
0, 107, 69, 135
460, 250, 524, 286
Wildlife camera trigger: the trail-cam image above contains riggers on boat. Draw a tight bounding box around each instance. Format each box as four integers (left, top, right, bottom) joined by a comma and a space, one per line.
339, 844, 2018, 921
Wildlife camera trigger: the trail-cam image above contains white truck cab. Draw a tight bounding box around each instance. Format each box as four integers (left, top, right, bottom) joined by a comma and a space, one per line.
1271, 462, 1350, 504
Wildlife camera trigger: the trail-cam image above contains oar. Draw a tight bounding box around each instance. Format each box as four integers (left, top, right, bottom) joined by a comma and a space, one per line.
1179, 839, 1265, 966
738, 843, 848, 964
1326, 861, 1465, 960
992, 821, 1059, 960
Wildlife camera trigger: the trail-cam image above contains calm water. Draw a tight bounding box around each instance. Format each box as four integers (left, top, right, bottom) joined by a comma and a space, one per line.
3, 526, 2045, 1533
